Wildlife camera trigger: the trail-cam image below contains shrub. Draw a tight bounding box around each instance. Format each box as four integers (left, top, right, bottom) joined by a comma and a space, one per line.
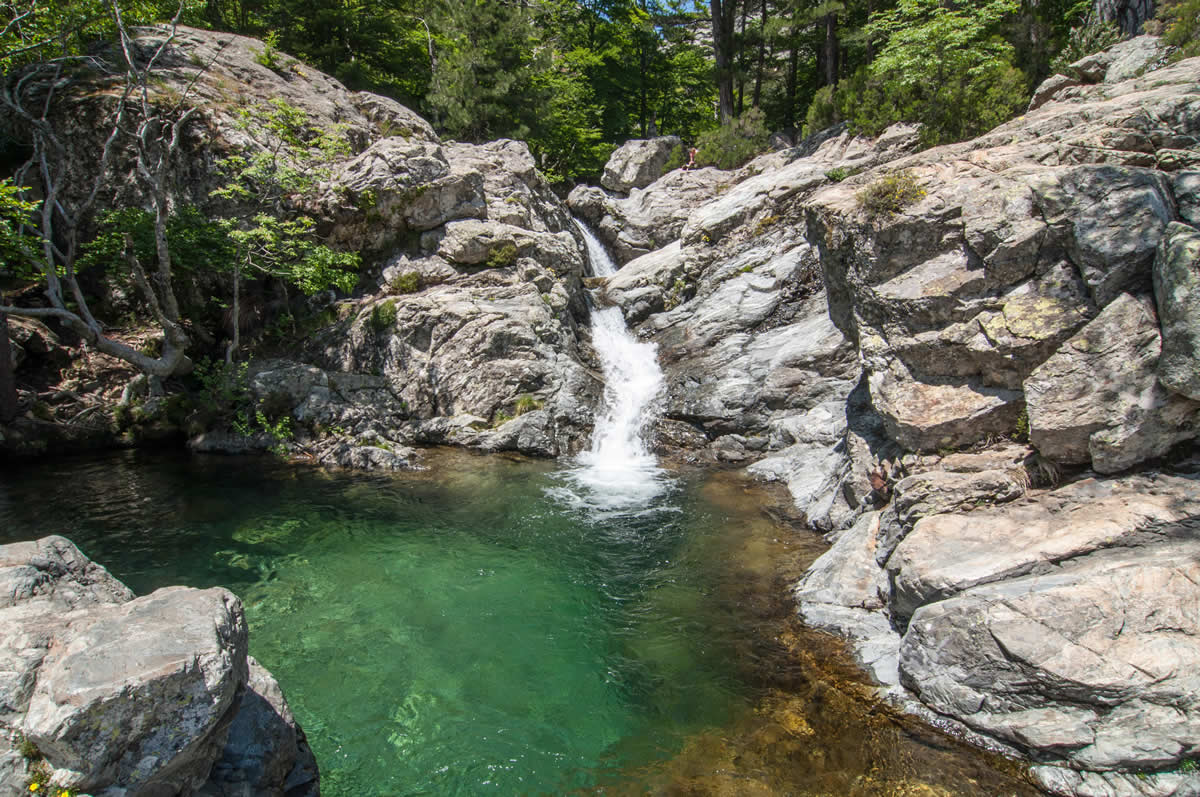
370, 299, 397, 332
803, 85, 839, 138
1159, 0, 1200, 60
663, 143, 686, 172
1049, 14, 1123, 75
486, 243, 518, 269
254, 32, 283, 71
856, 170, 926, 217
389, 271, 421, 294
695, 108, 769, 171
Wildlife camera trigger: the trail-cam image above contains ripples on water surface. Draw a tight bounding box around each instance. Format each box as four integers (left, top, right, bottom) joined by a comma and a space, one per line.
0, 449, 1037, 796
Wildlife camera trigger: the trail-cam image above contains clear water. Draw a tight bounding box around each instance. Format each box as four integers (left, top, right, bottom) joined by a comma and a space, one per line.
0, 450, 762, 794
0, 449, 1039, 796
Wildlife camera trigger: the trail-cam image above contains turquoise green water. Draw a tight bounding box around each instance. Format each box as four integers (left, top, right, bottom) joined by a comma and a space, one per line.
0, 448, 1040, 796
0, 449, 762, 795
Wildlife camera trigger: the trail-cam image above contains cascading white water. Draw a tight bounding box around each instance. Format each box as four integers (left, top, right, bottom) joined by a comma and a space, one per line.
555, 221, 671, 513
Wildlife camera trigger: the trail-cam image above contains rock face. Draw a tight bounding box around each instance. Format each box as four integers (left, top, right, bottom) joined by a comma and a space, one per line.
0, 536, 315, 797
600, 136, 681, 193
1154, 222, 1200, 400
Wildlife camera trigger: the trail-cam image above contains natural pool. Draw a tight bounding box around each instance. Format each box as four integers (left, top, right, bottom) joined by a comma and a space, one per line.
0, 448, 1037, 796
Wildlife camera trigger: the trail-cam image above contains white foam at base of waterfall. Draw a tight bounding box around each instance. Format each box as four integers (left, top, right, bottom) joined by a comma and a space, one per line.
551, 221, 672, 516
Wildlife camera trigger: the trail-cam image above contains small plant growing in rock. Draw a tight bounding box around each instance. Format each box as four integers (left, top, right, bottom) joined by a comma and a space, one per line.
254, 32, 283, 71
370, 300, 398, 332
486, 243, 518, 269
513, 394, 543, 415
856, 170, 926, 217
389, 271, 422, 295
1012, 407, 1030, 443
753, 214, 780, 235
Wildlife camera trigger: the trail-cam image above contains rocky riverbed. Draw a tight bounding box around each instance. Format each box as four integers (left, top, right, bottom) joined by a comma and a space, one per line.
2, 25, 1199, 797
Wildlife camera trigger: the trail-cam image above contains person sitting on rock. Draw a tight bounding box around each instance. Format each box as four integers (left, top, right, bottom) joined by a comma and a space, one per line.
683, 146, 698, 171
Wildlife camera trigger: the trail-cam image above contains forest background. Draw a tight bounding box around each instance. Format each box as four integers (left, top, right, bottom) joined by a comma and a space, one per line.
7, 0, 1199, 186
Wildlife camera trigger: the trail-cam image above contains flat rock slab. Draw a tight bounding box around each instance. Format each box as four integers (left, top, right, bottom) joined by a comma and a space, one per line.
887, 472, 1200, 625
900, 539, 1200, 772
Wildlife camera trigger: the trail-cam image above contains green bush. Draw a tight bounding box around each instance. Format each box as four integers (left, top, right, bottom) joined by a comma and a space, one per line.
486, 243, 518, 268
1049, 14, 1122, 75
663, 143, 686, 172
825, 166, 862, 183
1159, 0, 1200, 60
803, 85, 839, 138
389, 271, 422, 294
370, 299, 398, 332
856, 170, 926, 217
695, 108, 769, 171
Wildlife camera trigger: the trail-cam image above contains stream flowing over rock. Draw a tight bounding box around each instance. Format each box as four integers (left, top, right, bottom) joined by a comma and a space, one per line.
5, 24, 1200, 796
0, 536, 316, 797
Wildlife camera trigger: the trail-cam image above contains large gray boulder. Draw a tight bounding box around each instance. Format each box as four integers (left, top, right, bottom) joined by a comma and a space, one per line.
600, 136, 681, 193
1153, 222, 1200, 400
1024, 292, 1200, 473
900, 539, 1200, 774
22, 586, 248, 795
886, 472, 1200, 626
0, 537, 313, 797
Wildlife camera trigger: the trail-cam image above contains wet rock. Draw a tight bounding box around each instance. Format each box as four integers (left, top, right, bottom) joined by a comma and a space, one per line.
1153, 222, 1200, 400
1024, 293, 1200, 473
569, 169, 737, 264
600, 136, 681, 193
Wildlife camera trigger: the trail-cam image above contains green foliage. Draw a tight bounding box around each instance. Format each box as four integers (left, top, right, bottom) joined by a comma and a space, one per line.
839, 0, 1030, 146
370, 299, 398, 332
513, 394, 543, 415
79, 206, 235, 280
663, 143, 686, 172
1013, 407, 1030, 442
254, 30, 284, 70
1049, 14, 1122, 74
695, 108, 769, 171
803, 85, 839, 137
16, 732, 39, 761
825, 166, 861, 182
211, 99, 360, 295
1160, 0, 1200, 60
0, 179, 41, 281
193, 359, 251, 419
486, 243, 518, 269
856, 170, 926, 216
389, 271, 422, 294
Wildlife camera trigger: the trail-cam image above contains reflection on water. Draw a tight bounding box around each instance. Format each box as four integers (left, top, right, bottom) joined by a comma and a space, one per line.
0, 449, 1037, 796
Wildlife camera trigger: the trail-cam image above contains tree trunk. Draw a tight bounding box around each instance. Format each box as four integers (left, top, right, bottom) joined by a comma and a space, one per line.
752, 0, 768, 108
822, 12, 839, 88
0, 311, 17, 424
711, 0, 738, 123
736, 0, 749, 115
783, 40, 798, 131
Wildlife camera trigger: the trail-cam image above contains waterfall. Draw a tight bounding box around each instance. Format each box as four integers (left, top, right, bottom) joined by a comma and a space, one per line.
554, 221, 670, 513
